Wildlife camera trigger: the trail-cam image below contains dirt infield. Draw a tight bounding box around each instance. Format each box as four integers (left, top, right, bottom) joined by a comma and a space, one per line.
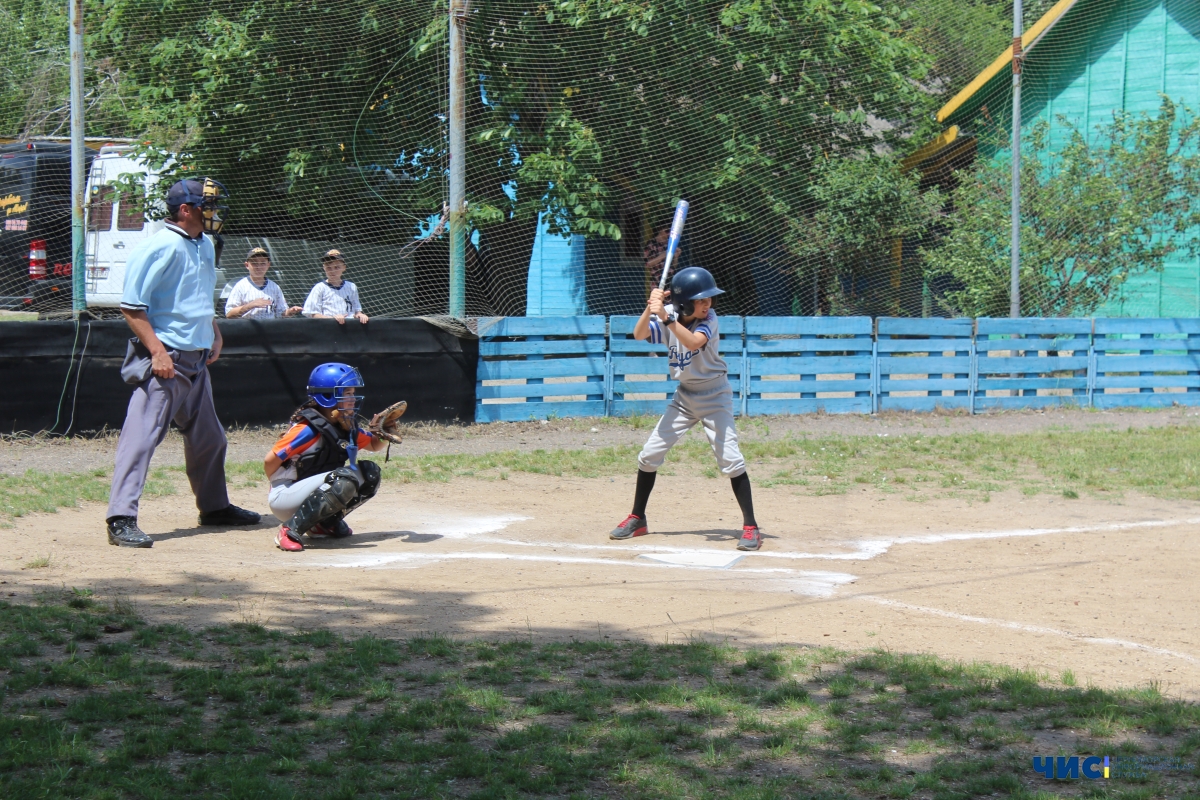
4, 463, 1198, 699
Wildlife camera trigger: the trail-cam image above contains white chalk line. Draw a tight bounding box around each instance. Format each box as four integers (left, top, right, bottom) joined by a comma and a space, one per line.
859, 595, 1200, 665
301, 551, 856, 596
352, 513, 531, 539
301, 513, 1196, 605
462, 516, 1200, 562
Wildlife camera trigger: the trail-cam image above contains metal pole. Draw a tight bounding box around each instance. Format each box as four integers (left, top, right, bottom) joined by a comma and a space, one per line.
1009, 0, 1022, 319
447, 0, 466, 318
69, 0, 86, 318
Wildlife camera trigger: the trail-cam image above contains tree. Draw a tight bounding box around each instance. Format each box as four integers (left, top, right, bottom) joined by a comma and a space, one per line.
788, 156, 943, 316
7, 0, 974, 315
924, 99, 1200, 318
0, 0, 141, 137
459, 0, 937, 313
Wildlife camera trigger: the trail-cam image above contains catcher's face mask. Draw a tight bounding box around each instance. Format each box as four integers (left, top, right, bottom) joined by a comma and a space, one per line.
198, 177, 229, 235
336, 387, 365, 416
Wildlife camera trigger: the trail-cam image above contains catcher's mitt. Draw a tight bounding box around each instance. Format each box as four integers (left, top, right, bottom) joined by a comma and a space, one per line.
370, 400, 408, 444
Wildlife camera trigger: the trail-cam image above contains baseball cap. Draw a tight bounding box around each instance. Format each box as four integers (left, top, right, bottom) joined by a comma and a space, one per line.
166, 179, 206, 208
245, 246, 270, 260
322, 249, 346, 263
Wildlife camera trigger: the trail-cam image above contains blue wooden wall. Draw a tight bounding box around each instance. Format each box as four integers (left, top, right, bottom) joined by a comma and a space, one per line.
475, 316, 1200, 421
525, 215, 589, 315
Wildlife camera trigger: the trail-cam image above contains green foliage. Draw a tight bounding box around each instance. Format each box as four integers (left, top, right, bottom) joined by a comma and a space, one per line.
926, 98, 1200, 318
0, 0, 67, 137
905, 0, 1010, 106
4, 0, 944, 311
83, 0, 447, 242
789, 155, 943, 316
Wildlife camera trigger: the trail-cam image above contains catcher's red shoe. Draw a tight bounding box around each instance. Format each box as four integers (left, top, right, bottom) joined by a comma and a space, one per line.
308, 518, 353, 538
275, 525, 304, 552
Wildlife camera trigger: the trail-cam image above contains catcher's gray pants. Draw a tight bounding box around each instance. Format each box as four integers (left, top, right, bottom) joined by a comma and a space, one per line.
637, 382, 746, 478
107, 350, 229, 519
268, 465, 378, 522
267, 474, 327, 522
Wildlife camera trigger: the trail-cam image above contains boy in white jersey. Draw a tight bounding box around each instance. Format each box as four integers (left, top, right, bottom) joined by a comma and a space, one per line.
225, 247, 302, 319
609, 267, 762, 551
302, 249, 369, 324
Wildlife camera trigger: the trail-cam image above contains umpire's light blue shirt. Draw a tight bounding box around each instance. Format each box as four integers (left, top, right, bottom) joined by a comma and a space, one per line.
120, 222, 216, 351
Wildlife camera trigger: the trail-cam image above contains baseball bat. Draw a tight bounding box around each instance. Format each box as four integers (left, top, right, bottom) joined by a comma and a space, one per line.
657, 199, 689, 291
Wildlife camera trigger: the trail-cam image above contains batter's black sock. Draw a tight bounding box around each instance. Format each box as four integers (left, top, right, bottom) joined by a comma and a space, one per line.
730, 472, 757, 527
631, 469, 656, 519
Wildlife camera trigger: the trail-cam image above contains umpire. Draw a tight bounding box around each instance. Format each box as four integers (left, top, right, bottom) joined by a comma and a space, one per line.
105, 178, 260, 548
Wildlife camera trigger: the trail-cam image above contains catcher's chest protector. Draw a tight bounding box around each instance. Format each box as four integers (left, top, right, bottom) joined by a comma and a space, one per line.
294, 408, 351, 480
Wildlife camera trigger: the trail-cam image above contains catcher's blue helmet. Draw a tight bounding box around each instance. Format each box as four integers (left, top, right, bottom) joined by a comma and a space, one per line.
307, 363, 365, 411
670, 267, 724, 317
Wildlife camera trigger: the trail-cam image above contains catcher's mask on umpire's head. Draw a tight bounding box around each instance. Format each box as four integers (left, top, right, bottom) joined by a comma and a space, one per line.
166, 177, 229, 234
669, 266, 725, 318
307, 363, 365, 417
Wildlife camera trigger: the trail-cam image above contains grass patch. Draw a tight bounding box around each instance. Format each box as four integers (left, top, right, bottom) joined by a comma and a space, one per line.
1, 594, 1197, 798
0, 466, 175, 522
7, 425, 1200, 513
223, 422, 1200, 500
20, 554, 52, 570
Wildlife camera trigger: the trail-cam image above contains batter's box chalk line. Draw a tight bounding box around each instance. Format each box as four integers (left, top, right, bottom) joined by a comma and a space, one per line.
457, 516, 1200, 563
859, 595, 1199, 666
294, 551, 857, 597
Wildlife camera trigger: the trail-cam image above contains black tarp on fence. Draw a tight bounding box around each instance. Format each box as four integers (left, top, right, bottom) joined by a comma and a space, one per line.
0, 318, 477, 434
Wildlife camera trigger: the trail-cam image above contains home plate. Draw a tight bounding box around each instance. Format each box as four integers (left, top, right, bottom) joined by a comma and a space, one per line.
637, 552, 745, 569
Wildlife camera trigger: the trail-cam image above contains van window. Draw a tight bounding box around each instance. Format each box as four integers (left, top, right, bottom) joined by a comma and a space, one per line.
117, 192, 145, 231
88, 186, 114, 231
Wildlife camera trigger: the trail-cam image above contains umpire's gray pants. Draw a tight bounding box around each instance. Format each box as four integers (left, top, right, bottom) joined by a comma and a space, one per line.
107, 350, 229, 519
637, 382, 746, 478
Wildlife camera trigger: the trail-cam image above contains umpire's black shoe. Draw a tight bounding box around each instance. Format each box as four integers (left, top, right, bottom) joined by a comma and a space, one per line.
107, 516, 153, 548
198, 504, 262, 527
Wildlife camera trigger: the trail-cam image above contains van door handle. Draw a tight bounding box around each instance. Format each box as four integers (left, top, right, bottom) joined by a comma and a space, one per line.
113, 242, 125, 249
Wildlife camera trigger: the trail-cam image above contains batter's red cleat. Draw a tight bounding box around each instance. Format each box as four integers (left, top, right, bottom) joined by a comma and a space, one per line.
737, 525, 763, 551
275, 525, 304, 551
610, 514, 648, 540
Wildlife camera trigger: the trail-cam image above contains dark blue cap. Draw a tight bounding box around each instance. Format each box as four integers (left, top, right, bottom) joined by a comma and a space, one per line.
166, 179, 205, 208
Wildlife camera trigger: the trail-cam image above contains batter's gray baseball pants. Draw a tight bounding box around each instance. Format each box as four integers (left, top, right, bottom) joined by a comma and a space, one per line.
107, 350, 230, 519
637, 382, 746, 478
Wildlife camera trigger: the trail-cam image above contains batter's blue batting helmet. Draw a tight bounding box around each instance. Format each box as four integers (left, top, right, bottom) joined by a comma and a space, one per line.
670, 267, 724, 317
307, 363, 365, 411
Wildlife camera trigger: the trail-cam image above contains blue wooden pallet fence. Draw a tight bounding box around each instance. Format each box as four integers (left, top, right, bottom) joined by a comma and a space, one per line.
474, 317, 1200, 420
475, 316, 607, 422
974, 318, 1093, 410
876, 317, 974, 413
745, 317, 874, 415
608, 315, 743, 417
1092, 318, 1200, 409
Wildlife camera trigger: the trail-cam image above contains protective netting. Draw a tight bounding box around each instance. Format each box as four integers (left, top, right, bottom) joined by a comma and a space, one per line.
2, 0, 1198, 320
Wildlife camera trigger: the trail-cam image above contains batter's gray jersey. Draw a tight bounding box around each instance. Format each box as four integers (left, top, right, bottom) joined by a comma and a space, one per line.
647, 309, 727, 390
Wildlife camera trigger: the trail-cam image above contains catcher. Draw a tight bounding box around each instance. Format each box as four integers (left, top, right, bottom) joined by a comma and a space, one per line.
263, 362, 407, 551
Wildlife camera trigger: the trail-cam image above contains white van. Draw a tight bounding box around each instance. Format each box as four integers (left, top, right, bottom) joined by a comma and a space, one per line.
84, 146, 228, 308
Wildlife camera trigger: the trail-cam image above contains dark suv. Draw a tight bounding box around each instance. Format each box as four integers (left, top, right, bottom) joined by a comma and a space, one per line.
0, 142, 93, 312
